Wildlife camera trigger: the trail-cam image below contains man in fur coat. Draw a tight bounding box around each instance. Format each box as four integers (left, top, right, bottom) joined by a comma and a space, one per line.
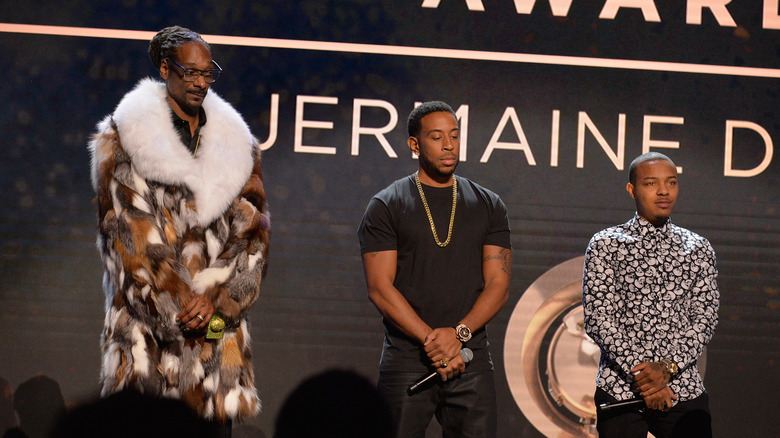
88, 26, 269, 430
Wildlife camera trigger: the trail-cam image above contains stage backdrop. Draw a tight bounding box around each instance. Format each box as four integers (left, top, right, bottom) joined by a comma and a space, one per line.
1, 2, 779, 437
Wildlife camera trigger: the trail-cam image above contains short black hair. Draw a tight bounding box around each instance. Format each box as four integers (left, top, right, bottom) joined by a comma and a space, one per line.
407, 101, 456, 137
148, 26, 211, 69
628, 152, 675, 184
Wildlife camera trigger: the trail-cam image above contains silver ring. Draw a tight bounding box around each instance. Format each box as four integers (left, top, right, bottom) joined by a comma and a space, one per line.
197, 315, 204, 321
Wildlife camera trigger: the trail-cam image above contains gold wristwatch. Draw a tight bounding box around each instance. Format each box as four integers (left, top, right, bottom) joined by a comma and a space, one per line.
455, 323, 472, 343
660, 358, 678, 376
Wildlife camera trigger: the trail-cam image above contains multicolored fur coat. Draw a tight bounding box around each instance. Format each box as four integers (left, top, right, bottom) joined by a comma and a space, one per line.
88, 78, 270, 422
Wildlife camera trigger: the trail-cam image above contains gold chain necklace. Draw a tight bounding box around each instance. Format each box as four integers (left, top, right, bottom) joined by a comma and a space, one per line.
415, 172, 457, 247
193, 134, 201, 156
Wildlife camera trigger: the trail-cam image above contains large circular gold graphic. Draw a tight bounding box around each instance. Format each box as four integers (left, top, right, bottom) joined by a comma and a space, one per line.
504, 256, 598, 438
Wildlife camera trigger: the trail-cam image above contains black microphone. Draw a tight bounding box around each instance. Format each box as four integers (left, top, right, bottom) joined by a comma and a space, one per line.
597, 397, 646, 414
407, 348, 473, 395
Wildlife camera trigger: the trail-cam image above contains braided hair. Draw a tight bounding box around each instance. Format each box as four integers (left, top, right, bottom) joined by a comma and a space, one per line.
148, 26, 211, 69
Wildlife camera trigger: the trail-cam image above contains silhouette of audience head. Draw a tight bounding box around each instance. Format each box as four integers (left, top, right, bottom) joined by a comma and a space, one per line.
52, 390, 213, 438
10, 375, 66, 438
274, 369, 394, 438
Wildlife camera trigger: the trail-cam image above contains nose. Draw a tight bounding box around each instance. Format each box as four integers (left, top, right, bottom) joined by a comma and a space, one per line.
658, 183, 669, 195
443, 137, 455, 150
193, 74, 208, 88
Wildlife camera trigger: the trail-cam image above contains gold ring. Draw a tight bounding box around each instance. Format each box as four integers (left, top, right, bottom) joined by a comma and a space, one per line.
197, 315, 204, 321
441, 358, 449, 367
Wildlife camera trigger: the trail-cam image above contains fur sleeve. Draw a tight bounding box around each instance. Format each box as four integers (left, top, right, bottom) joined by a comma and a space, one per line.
195, 147, 271, 320
90, 118, 193, 341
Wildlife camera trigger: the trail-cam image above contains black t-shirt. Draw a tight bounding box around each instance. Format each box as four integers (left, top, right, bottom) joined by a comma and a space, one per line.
358, 174, 511, 373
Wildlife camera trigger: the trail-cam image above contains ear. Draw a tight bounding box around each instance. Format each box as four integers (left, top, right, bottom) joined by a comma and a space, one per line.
626, 182, 636, 199
159, 59, 169, 80
408, 136, 419, 155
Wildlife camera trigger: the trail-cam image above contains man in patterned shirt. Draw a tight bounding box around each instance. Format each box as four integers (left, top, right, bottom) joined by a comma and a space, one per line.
582, 152, 719, 438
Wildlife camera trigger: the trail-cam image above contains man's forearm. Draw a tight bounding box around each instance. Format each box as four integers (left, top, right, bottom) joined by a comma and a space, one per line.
459, 282, 509, 333
460, 245, 511, 332
368, 285, 432, 344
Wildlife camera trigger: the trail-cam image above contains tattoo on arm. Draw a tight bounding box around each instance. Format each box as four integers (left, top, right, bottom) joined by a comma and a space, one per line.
651, 361, 671, 381
484, 248, 512, 275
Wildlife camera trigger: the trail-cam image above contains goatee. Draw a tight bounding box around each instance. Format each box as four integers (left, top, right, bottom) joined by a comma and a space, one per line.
419, 151, 457, 182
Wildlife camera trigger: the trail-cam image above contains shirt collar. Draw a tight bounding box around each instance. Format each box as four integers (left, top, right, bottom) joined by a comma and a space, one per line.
170, 106, 207, 137
629, 213, 672, 237
169, 106, 207, 154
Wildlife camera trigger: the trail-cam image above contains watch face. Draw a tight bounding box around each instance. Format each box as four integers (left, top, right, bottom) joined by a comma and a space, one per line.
456, 324, 472, 342
662, 359, 678, 375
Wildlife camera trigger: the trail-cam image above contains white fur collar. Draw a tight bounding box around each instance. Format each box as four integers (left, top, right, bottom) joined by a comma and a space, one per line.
106, 78, 255, 226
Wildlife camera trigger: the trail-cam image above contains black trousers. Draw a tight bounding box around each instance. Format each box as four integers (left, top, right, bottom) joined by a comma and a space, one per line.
378, 371, 497, 438
595, 387, 712, 438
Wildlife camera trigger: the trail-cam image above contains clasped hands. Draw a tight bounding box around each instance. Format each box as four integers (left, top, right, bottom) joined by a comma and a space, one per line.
424, 327, 465, 381
632, 361, 678, 411
175, 294, 215, 334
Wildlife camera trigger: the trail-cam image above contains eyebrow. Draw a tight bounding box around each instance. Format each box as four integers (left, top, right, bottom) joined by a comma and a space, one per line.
641, 175, 677, 181
173, 59, 218, 69
181, 64, 217, 70
427, 127, 459, 134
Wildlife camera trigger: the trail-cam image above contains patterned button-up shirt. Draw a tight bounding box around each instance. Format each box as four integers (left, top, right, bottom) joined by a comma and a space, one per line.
582, 214, 720, 402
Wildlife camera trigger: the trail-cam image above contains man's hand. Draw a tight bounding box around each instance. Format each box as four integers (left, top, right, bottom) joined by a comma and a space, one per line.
424, 327, 462, 369
435, 352, 466, 381
176, 294, 215, 333
643, 385, 677, 411
632, 361, 671, 397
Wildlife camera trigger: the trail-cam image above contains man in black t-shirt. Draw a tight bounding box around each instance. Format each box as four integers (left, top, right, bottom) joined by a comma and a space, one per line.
358, 101, 512, 438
